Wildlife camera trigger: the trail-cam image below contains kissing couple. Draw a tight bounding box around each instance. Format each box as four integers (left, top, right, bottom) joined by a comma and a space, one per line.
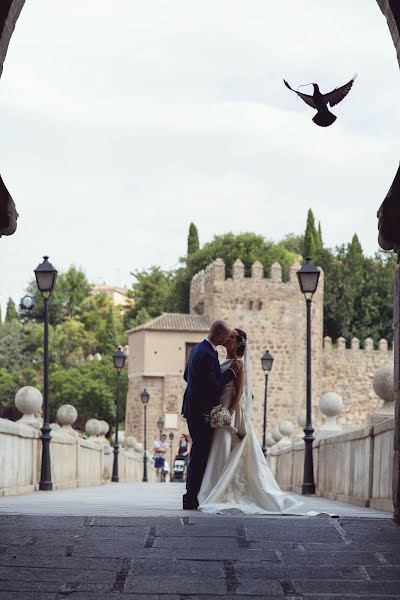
181, 320, 313, 515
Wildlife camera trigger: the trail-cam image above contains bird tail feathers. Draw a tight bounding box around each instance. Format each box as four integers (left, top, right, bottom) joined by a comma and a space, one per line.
313, 108, 337, 127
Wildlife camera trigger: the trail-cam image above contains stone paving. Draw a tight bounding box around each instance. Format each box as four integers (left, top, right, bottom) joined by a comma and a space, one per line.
0, 484, 398, 599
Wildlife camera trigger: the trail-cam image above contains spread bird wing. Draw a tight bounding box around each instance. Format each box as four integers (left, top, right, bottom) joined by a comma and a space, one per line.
283, 79, 316, 109
324, 75, 357, 107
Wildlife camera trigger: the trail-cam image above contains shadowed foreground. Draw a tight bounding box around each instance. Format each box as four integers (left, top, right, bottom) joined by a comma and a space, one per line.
0, 483, 398, 598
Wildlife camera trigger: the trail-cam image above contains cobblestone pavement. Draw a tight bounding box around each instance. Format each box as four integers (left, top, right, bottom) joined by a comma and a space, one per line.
0, 484, 398, 599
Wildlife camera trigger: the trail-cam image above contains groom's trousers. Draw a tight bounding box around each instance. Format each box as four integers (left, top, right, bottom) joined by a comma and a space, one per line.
184, 418, 213, 506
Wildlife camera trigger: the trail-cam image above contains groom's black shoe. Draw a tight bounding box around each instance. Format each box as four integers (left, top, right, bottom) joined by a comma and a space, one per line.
183, 502, 199, 510
182, 495, 199, 510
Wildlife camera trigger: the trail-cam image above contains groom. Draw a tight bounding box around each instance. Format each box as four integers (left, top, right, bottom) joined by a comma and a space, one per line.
181, 320, 241, 510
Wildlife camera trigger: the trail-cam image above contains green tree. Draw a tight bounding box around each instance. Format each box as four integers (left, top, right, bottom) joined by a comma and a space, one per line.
187, 222, 200, 256
317, 221, 323, 253
5, 298, 18, 323
50, 320, 95, 368
279, 233, 304, 256
27, 266, 90, 325
49, 358, 127, 427
124, 267, 174, 329
303, 209, 318, 260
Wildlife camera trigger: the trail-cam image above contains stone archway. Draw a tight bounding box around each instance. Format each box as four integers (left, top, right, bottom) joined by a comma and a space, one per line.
1, 0, 399, 521
0, 0, 24, 236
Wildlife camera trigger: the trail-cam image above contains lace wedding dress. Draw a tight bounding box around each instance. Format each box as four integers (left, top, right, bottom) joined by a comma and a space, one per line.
198, 355, 314, 515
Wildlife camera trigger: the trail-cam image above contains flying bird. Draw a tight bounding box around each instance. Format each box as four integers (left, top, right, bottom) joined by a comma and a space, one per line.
283, 75, 357, 127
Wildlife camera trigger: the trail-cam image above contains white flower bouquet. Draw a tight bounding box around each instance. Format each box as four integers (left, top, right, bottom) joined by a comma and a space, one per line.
205, 404, 245, 439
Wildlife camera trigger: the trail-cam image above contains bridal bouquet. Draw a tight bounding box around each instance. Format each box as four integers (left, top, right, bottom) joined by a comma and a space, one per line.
205, 404, 245, 439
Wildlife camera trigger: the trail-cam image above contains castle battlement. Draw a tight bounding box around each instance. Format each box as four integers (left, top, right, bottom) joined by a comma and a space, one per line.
323, 336, 391, 352
189, 258, 324, 316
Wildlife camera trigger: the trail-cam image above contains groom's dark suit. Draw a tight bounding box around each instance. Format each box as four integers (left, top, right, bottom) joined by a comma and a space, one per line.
182, 339, 236, 508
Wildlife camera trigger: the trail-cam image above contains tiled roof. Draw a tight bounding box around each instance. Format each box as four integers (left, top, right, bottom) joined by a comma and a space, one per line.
129, 313, 211, 333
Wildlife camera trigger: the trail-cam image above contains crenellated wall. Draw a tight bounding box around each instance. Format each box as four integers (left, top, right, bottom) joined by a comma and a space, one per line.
322, 336, 393, 429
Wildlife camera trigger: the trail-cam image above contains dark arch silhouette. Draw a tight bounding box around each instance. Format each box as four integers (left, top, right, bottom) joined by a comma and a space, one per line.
0, 0, 399, 523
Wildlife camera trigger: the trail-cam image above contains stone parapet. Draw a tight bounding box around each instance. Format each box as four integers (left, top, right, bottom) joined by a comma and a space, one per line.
270, 417, 395, 511
0, 395, 156, 496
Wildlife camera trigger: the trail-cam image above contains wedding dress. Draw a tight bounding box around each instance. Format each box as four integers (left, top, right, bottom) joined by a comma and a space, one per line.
198, 351, 315, 515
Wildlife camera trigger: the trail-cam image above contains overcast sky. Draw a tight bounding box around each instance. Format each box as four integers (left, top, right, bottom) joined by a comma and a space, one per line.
0, 0, 399, 311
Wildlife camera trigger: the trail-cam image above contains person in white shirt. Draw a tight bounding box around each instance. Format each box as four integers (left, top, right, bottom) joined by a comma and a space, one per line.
153, 434, 168, 481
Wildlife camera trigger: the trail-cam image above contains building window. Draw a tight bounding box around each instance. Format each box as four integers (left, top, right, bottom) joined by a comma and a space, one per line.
185, 343, 196, 366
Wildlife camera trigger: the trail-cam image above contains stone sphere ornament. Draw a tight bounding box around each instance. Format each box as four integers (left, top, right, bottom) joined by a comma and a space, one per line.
15, 386, 43, 423
276, 420, 294, 448
57, 404, 78, 437
125, 435, 135, 450
85, 419, 101, 439
296, 409, 306, 429
265, 433, 276, 448
57, 404, 78, 426
111, 431, 125, 445
318, 392, 344, 432
271, 426, 283, 443
98, 420, 110, 436
373, 364, 395, 415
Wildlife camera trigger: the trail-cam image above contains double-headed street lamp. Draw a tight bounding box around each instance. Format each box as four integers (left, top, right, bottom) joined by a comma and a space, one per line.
261, 350, 274, 456
141, 389, 150, 482
111, 347, 126, 483
297, 257, 320, 495
34, 256, 58, 491
157, 416, 164, 439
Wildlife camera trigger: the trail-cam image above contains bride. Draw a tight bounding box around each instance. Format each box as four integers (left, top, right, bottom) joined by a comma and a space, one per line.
198, 328, 309, 515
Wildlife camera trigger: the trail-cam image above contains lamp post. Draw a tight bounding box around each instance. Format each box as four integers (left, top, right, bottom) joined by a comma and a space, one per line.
157, 416, 164, 439
261, 350, 274, 456
297, 256, 320, 495
168, 431, 174, 472
34, 256, 58, 491
111, 347, 126, 483
141, 388, 150, 482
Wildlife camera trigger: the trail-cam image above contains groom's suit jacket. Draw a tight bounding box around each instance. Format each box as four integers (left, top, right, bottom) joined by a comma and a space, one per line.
181, 339, 236, 422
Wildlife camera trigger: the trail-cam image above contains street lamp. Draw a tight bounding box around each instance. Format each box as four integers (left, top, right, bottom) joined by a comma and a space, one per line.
111, 347, 126, 483
297, 256, 320, 495
261, 350, 274, 456
141, 388, 150, 482
157, 416, 164, 439
168, 431, 174, 473
20, 294, 35, 311
34, 256, 58, 491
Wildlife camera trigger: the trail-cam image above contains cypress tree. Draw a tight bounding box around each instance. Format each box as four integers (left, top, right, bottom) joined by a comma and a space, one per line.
303, 209, 318, 260
317, 221, 323, 253
187, 223, 200, 256
5, 298, 18, 323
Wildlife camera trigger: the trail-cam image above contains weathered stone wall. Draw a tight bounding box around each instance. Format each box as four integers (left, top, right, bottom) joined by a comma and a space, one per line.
321, 336, 393, 429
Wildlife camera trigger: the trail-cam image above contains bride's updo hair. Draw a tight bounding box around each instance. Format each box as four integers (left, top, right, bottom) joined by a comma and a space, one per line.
234, 328, 247, 358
